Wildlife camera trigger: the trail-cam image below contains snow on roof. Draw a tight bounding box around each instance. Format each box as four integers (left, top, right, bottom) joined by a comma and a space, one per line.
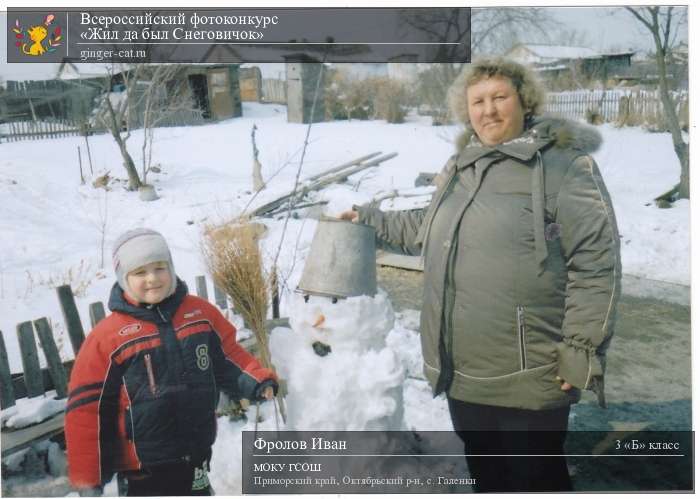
535, 64, 568, 72
511, 44, 600, 61
58, 63, 112, 80
0, 63, 61, 84
598, 50, 636, 57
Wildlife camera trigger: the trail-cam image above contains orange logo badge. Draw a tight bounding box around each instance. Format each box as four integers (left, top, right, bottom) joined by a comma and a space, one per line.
14, 14, 62, 56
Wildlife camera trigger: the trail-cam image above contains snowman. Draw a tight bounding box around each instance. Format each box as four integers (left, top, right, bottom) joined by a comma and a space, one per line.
269, 290, 405, 431
268, 218, 405, 431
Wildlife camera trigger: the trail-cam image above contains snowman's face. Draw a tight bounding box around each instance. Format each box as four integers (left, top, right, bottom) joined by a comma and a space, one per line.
288, 291, 395, 354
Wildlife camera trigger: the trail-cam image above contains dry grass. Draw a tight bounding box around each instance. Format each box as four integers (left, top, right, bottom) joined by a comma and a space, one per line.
202, 218, 273, 368
202, 218, 288, 424
25, 259, 102, 298
323, 71, 410, 123
372, 77, 409, 123
585, 107, 604, 125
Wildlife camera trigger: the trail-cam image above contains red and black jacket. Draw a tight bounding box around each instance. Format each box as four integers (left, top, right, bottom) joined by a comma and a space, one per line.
65, 279, 276, 488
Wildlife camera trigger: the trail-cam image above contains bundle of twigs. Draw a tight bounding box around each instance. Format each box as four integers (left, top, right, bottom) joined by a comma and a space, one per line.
202, 218, 286, 423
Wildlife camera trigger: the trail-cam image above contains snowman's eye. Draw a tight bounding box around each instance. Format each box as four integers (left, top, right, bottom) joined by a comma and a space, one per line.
332, 297, 338, 304
304, 294, 310, 303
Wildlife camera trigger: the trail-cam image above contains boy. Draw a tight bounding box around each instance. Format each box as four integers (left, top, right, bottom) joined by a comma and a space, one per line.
65, 228, 277, 496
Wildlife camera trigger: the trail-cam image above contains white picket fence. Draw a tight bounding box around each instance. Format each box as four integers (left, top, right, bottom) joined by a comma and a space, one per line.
544, 89, 688, 126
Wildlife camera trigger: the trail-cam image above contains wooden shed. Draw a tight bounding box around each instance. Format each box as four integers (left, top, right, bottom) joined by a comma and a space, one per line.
185, 65, 242, 120
284, 55, 325, 124
239, 67, 263, 102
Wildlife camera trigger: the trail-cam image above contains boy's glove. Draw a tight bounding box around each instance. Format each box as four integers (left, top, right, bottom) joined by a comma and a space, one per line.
254, 379, 278, 401
77, 485, 103, 497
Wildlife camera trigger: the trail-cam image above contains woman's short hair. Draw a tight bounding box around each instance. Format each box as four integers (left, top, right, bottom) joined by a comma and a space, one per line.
448, 57, 545, 125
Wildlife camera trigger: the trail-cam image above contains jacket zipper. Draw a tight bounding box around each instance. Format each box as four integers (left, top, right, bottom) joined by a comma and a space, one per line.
144, 353, 157, 396
516, 305, 527, 370
156, 306, 167, 323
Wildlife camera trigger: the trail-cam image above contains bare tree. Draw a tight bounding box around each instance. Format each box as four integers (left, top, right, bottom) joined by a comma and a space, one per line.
96, 65, 142, 190
625, 6, 689, 200
404, 8, 553, 124
96, 64, 200, 190
400, 8, 471, 63
137, 65, 200, 184
550, 27, 593, 50
471, 8, 553, 56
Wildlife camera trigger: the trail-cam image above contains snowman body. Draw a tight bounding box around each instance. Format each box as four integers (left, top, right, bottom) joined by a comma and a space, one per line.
269, 290, 405, 431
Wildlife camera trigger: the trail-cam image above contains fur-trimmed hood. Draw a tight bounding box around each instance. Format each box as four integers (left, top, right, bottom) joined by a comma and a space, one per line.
455, 116, 602, 154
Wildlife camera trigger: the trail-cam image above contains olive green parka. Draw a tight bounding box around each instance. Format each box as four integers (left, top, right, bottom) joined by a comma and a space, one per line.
356, 117, 621, 410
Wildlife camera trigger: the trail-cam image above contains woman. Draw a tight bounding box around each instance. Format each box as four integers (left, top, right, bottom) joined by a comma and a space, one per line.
341, 58, 621, 492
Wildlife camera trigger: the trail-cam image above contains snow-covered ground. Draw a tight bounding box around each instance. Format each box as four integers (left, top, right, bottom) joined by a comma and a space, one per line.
0, 102, 689, 495
0, 103, 689, 371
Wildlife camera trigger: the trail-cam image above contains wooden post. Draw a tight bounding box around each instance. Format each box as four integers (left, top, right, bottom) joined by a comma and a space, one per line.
232, 302, 244, 327
0, 331, 16, 409
17, 322, 45, 398
78, 146, 84, 184
33, 318, 68, 398
56, 285, 86, 355
271, 268, 280, 319
89, 302, 106, 328
214, 286, 228, 310
84, 131, 94, 175
195, 275, 209, 300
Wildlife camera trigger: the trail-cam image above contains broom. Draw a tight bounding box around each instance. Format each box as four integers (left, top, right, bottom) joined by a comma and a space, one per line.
202, 219, 287, 425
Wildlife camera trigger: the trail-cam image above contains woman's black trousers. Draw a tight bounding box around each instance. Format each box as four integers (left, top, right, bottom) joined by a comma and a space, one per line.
448, 398, 573, 492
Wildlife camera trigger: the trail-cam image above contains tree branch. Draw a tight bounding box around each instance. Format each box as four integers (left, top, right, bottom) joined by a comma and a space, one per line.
624, 7, 654, 32
662, 6, 673, 54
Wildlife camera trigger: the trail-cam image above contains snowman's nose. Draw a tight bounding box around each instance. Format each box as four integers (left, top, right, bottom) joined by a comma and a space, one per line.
312, 314, 325, 328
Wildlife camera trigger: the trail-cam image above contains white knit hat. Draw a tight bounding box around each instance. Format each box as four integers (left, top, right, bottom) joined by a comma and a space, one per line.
112, 228, 176, 298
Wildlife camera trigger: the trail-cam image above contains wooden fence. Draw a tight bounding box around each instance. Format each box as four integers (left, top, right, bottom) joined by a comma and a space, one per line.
545, 90, 689, 127
0, 109, 205, 143
0, 275, 285, 456
262, 79, 287, 104
0, 119, 83, 143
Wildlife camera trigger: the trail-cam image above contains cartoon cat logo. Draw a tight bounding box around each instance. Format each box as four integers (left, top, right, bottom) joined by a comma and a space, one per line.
13, 14, 62, 56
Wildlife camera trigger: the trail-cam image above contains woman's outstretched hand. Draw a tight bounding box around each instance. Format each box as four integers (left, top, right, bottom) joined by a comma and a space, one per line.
339, 210, 359, 223
556, 376, 573, 391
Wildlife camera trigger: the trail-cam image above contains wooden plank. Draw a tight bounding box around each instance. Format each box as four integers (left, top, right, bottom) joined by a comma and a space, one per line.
0, 331, 16, 409
214, 286, 228, 310
17, 322, 44, 397
1, 412, 65, 456
376, 250, 424, 272
56, 285, 86, 355
33, 318, 68, 399
309, 152, 398, 189
305, 152, 381, 182
89, 301, 106, 328
195, 275, 209, 300
11, 360, 74, 400
252, 152, 397, 217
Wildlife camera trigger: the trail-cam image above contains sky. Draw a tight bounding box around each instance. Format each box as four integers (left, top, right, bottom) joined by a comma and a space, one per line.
547, 6, 688, 54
